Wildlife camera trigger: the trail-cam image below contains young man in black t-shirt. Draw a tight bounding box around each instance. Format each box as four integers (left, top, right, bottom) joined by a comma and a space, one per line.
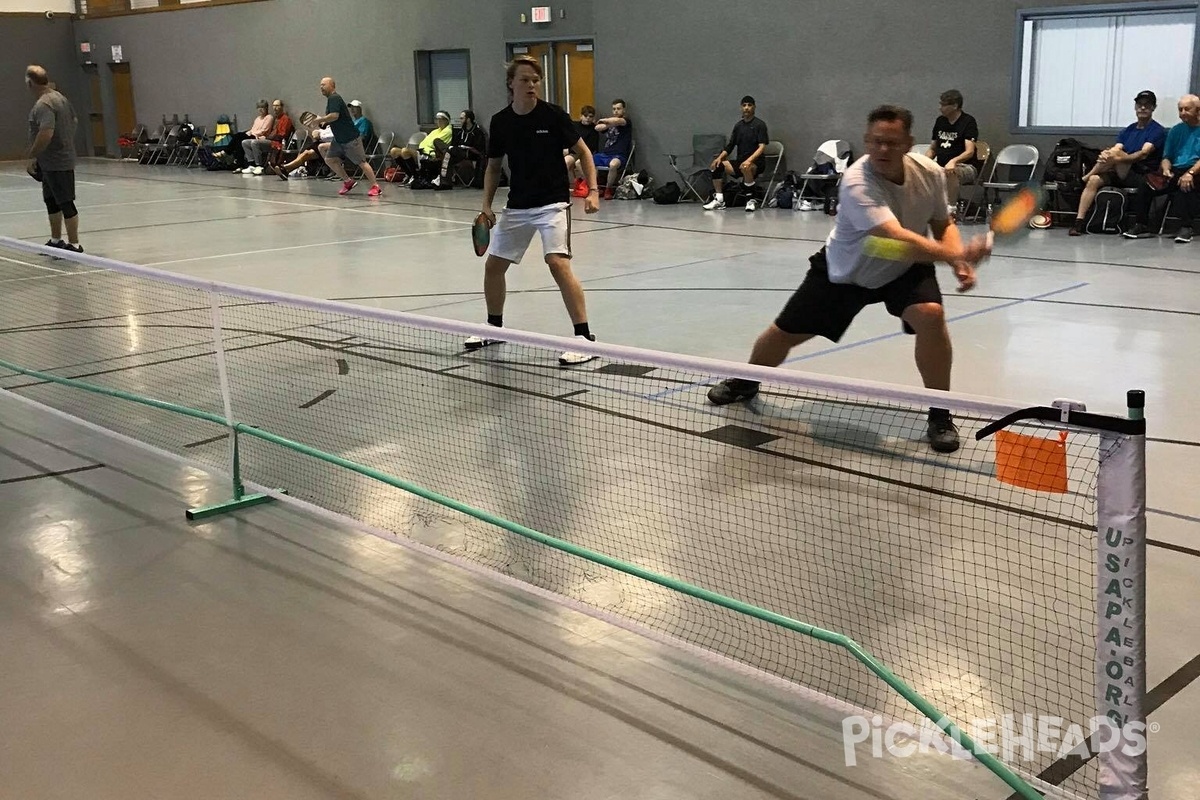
703, 95, 769, 211
465, 55, 601, 365
924, 89, 979, 212
566, 105, 599, 196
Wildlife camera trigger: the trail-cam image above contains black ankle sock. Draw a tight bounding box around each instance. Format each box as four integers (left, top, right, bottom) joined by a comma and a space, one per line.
928, 407, 951, 421
487, 315, 503, 328
573, 322, 591, 338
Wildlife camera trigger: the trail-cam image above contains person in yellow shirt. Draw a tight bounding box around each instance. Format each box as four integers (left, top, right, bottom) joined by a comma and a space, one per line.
393, 110, 454, 185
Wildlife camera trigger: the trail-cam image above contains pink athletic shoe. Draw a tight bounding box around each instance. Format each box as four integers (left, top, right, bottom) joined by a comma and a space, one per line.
338, 179, 357, 196
367, 184, 382, 197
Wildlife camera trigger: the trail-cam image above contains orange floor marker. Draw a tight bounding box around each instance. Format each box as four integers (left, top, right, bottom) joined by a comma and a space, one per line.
994, 429, 1069, 493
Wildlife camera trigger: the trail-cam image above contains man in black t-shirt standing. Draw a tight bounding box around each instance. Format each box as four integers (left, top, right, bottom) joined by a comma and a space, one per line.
924, 89, 979, 213
464, 55, 601, 365
703, 95, 769, 211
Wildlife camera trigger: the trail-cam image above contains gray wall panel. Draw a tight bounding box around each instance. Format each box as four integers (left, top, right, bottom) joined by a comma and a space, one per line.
0, 15, 84, 160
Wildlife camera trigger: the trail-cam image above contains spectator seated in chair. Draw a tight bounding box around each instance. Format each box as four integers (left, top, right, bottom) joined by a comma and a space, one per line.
925, 89, 981, 216
348, 100, 374, 144
703, 95, 769, 212
584, 99, 632, 200
272, 122, 333, 180
1124, 93, 1200, 243
565, 105, 599, 192
429, 110, 487, 190
230, 100, 274, 172
242, 99, 293, 175
1070, 90, 1167, 235
394, 111, 454, 186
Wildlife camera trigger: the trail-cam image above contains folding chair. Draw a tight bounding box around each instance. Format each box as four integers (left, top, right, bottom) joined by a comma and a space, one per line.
365, 131, 394, 175
794, 139, 853, 211
666, 133, 727, 202
758, 140, 785, 201
957, 140, 991, 223
174, 125, 205, 168
120, 124, 147, 160
596, 140, 635, 189
141, 124, 180, 165
981, 144, 1039, 216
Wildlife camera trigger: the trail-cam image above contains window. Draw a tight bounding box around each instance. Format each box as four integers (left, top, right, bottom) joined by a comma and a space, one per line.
1015, 4, 1199, 131
415, 50, 472, 127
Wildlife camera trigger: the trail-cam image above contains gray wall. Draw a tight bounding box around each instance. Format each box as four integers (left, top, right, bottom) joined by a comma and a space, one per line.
74, 0, 510, 152
592, 0, 1122, 182
0, 15, 84, 160
502, 0, 595, 42
3, 0, 1143, 176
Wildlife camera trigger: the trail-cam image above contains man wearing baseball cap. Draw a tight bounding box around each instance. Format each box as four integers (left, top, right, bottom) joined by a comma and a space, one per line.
347, 100, 374, 142
1124, 92, 1200, 243
1069, 90, 1166, 235
703, 95, 769, 211
395, 110, 454, 185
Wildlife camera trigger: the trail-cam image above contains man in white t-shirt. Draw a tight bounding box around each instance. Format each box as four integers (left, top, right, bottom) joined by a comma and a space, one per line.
707, 104, 990, 453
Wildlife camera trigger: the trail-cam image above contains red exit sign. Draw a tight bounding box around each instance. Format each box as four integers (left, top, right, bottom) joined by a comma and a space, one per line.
531, 6, 551, 23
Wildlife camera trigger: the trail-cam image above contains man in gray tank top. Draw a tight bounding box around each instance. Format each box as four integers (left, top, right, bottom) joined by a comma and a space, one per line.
25, 64, 82, 253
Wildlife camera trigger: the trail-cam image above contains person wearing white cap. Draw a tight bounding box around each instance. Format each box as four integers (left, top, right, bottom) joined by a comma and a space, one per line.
347, 100, 374, 142
394, 110, 453, 185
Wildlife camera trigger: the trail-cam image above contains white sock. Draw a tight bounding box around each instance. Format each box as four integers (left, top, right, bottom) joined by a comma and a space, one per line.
50, 237, 62, 244
714, 192, 723, 202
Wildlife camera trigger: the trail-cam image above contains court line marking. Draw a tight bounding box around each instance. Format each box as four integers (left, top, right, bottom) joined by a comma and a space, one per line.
220, 195, 475, 226
644, 282, 1091, 401
0, 194, 212, 216
143, 227, 466, 267
0, 253, 77, 274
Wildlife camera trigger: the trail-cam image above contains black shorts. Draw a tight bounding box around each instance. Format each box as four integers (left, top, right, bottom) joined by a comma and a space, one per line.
774, 248, 943, 341
727, 159, 757, 178
1102, 170, 1146, 191
41, 170, 76, 206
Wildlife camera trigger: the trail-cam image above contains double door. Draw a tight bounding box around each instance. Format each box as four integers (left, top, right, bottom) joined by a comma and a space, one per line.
509, 41, 594, 117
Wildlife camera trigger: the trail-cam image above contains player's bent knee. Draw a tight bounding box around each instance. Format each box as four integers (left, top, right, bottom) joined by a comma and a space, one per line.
905, 303, 946, 330
60, 202, 78, 220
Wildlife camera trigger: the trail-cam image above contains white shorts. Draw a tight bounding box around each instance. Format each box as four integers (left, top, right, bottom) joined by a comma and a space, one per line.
486, 202, 572, 264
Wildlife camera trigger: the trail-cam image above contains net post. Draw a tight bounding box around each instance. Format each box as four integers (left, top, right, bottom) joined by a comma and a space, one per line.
1094, 389, 1148, 800
184, 294, 279, 521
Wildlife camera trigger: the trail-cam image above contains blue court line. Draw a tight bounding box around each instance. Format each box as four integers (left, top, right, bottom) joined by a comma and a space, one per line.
643, 281, 1091, 401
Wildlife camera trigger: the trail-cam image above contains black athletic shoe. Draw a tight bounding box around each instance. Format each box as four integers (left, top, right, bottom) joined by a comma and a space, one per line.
1174, 226, 1193, 244
44, 239, 64, 249
927, 413, 960, 453
1122, 223, 1153, 239
272, 164, 288, 181
707, 378, 760, 406
1068, 219, 1085, 236
59, 243, 83, 254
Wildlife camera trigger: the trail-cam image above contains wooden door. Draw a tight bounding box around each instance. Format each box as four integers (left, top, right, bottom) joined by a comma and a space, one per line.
556, 42, 594, 118
109, 62, 136, 136
84, 64, 106, 157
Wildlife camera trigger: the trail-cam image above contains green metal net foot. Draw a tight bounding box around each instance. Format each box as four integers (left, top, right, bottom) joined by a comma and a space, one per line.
185, 490, 285, 521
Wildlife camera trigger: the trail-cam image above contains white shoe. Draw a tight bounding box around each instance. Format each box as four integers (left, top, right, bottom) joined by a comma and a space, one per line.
702, 197, 725, 211
464, 334, 504, 351
252, 166, 265, 175
745, 199, 758, 213
288, 168, 305, 178
799, 199, 816, 211
232, 167, 244, 174
558, 334, 597, 366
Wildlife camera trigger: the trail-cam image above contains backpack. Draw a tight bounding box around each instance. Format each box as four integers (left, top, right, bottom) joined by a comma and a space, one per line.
652, 181, 681, 204
1044, 138, 1101, 187
1086, 187, 1126, 234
